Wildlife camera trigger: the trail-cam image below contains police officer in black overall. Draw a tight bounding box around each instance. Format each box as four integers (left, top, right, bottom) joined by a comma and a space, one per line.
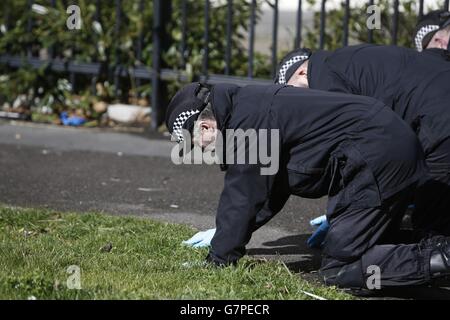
166, 82, 450, 291
276, 44, 450, 238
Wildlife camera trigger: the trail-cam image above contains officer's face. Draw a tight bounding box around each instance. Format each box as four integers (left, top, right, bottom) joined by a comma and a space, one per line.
287, 62, 309, 88
427, 28, 450, 50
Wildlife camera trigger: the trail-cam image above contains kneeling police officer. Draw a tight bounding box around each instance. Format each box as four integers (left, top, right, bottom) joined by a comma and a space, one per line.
275, 44, 450, 242
166, 82, 450, 290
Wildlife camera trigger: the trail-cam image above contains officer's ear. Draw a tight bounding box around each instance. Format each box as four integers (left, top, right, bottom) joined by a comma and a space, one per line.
288, 61, 309, 88
296, 61, 308, 76
195, 119, 217, 149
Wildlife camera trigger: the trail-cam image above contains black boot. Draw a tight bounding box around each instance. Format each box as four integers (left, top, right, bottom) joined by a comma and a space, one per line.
430, 237, 450, 278
320, 260, 379, 297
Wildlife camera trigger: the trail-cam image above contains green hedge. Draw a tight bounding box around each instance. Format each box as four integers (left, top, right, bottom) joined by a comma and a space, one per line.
1, 0, 444, 123
0, 0, 269, 122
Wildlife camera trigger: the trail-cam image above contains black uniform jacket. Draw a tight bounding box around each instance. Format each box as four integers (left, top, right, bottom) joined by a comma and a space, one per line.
423, 48, 450, 62
308, 44, 450, 156
207, 84, 425, 265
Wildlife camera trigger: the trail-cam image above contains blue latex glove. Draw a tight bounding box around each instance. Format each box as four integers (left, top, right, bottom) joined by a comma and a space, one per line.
310, 215, 327, 227
182, 228, 216, 248
60, 111, 86, 126
307, 215, 330, 249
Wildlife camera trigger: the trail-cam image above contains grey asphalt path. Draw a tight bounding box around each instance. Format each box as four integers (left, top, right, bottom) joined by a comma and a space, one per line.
0, 121, 324, 272
1, 120, 449, 299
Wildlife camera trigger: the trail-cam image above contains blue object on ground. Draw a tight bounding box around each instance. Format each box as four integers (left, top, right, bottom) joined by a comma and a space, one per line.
182, 228, 216, 248
60, 111, 86, 126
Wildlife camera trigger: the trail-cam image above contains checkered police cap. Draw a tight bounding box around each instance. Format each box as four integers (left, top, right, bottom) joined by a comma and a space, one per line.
166, 83, 211, 144
171, 109, 200, 143
415, 25, 440, 52
414, 10, 450, 51
275, 48, 312, 84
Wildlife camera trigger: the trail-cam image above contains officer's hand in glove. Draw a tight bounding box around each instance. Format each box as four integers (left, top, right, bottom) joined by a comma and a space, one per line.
307, 215, 330, 249
182, 228, 216, 248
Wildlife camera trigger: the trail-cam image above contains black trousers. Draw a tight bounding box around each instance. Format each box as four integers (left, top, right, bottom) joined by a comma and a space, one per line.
320, 186, 435, 289
413, 138, 450, 236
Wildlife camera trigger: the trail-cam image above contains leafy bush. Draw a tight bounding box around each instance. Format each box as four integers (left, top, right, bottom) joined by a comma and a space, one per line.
0, 0, 270, 124
1, 0, 444, 125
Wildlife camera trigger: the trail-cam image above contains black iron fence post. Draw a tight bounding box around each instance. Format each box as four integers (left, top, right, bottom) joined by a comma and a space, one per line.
114, 0, 122, 98
343, 0, 350, 47
151, 0, 172, 130
419, 0, 424, 18
26, 0, 34, 58
368, 0, 374, 43
49, 0, 56, 59
136, 0, 145, 90
203, 0, 210, 78
225, 0, 233, 76
391, 0, 399, 45
319, 0, 327, 49
271, 0, 279, 78
248, 0, 257, 78
152, 0, 163, 130
92, 0, 102, 95
181, 0, 188, 68
295, 0, 303, 49
3, 0, 11, 53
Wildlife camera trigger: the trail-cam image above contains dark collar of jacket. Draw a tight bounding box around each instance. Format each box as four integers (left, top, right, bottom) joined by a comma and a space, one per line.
210, 84, 240, 171
422, 48, 450, 61
307, 50, 332, 89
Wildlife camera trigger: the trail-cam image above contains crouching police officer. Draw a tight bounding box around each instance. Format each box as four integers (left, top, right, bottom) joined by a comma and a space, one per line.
166, 82, 450, 291
275, 45, 450, 240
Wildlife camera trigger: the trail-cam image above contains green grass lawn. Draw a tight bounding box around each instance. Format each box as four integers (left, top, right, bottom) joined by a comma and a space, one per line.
0, 205, 352, 300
